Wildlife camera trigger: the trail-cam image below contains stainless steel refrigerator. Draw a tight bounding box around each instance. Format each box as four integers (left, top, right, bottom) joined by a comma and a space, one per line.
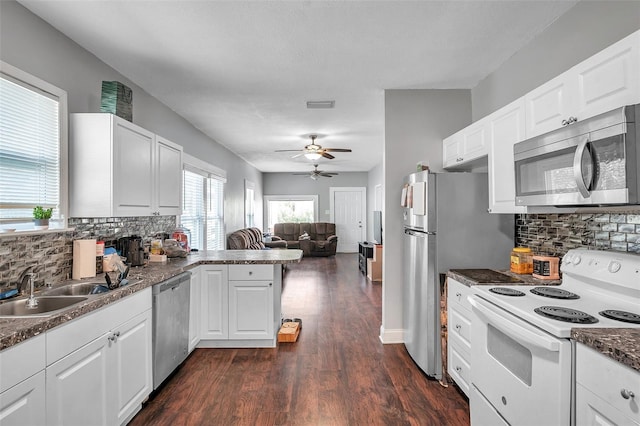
402, 171, 513, 379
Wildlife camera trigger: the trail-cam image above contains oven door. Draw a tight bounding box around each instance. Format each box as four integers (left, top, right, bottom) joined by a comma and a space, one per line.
469, 295, 572, 426
514, 119, 636, 206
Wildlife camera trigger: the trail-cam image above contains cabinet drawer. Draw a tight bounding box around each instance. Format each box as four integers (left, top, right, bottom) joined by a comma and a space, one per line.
447, 278, 472, 312
449, 307, 471, 350
576, 344, 640, 422
577, 383, 640, 426
228, 264, 273, 281
0, 334, 45, 393
448, 343, 471, 396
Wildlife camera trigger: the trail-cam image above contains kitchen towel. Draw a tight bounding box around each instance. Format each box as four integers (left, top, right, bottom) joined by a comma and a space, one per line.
73, 239, 97, 280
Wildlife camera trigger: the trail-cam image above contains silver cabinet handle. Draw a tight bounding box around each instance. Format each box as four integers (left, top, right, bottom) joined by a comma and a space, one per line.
621, 389, 635, 399
456, 157, 464, 162
249, 271, 253, 275
456, 292, 462, 297
455, 366, 462, 372
108, 331, 121, 342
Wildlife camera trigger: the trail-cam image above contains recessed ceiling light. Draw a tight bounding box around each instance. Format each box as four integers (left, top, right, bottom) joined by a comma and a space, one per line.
306, 100, 335, 109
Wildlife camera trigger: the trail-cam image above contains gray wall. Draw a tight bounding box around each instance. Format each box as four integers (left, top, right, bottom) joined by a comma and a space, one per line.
367, 162, 383, 242
262, 172, 368, 226
382, 89, 471, 341
472, 1, 640, 120
0, 1, 262, 234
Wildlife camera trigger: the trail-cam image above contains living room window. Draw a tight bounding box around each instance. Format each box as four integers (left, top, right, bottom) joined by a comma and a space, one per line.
0, 62, 68, 230
182, 154, 226, 250
244, 179, 255, 228
264, 195, 318, 234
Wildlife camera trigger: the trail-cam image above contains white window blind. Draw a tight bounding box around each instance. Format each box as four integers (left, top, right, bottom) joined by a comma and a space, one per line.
182, 160, 225, 251
0, 71, 63, 223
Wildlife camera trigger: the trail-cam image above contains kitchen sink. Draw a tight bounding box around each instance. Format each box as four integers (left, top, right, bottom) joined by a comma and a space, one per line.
0, 296, 88, 317
45, 283, 109, 296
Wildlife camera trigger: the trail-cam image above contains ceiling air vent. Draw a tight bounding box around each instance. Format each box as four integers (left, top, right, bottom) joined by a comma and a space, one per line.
306, 100, 335, 109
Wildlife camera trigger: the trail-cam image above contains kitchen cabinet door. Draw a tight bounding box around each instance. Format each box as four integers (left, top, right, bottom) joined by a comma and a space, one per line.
154, 136, 183, 216
189, 267, 202, 352
113, 117, 155, 216
442, 133, 462, 169
111, 309, 153, 426
46, 333, 111, 426
228, 280, 274, 340
0, 371, 45, 426
573, 30, 640, 124
487, 98, 527, 214
200, 266, 229, 340
524, 72, 573, 138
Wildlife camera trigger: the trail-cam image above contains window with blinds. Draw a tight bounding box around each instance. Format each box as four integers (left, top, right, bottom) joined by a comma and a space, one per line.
0, 65, 67, 227
182, 163, 225, 251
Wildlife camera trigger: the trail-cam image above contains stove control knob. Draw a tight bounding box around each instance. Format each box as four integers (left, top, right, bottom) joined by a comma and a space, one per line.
608, 261, 621, 273
573, 255, 582, 265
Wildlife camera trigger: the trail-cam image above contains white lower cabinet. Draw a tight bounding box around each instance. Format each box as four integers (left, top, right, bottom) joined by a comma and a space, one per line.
229, 280, 274, 340
188, 267, 202, 352
45, 288, 152, 426
447, 278, 473, 397
198, 264, 278, 347
0, 371, 46, 426
576, 343, 640, 426
200, 265, 229, 340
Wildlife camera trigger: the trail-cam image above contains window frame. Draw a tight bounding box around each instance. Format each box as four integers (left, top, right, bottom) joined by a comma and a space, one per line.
263, 195, 318, 233
244, 179, 255, 228
0, 61, 68, 230
181, 153, 226, 251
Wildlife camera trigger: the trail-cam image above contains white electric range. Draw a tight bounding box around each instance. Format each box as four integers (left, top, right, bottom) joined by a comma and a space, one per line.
467, 249, 640, 426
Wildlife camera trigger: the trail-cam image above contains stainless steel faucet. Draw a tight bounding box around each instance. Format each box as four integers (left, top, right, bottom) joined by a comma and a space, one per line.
24, 273, 38, 309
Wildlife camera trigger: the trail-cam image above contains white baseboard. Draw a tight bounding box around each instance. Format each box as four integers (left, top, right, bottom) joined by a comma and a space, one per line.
378, 325, 404, 344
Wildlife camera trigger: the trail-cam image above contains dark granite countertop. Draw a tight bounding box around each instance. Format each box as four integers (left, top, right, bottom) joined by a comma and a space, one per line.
447, 268, 561, 287
572, 328, 640, 373
0, 249, 302, 351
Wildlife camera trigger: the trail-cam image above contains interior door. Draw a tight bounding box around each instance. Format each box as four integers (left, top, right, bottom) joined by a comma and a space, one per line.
331, 187, 366, 253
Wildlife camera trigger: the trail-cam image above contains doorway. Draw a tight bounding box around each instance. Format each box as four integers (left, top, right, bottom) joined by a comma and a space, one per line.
330, 187, 366, 253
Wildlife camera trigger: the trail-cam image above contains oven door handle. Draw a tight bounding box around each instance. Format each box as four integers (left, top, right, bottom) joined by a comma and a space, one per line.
469, 296, 560, 352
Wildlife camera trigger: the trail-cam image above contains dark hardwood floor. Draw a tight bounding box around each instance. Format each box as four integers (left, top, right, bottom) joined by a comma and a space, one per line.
130, 254, 470, 426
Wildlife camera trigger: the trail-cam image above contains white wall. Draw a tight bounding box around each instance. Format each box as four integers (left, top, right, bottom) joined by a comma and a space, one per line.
0, 0, 262, 234
382, 89, 471, 342
472, 0, 640, 120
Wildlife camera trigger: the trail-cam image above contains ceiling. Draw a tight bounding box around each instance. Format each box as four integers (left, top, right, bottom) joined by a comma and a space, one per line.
19, 0, 577, 173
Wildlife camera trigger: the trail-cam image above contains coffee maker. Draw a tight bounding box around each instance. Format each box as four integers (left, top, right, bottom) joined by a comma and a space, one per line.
117, 236, 145, 267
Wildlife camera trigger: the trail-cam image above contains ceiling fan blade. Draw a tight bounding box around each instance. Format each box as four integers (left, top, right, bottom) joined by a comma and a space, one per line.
291, 153, 304, 159
292, 172, 310, 175
319, 173, 334, 177
321, 152, 335, 159
322, 148, 352, 153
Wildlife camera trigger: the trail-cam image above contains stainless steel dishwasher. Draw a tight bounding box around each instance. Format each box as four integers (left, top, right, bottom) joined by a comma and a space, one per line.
152, 271, 191, 390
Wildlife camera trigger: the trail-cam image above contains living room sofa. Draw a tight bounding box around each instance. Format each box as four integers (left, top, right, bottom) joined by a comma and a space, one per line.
227, 227, 288, 250
271, 223, 337, 257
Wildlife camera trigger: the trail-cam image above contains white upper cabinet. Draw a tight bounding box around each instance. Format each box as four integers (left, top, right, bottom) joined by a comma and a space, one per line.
443, 120, 488, 169
525, 30, 640, 138
487, 98, 527, 214
70, 113, 183, 217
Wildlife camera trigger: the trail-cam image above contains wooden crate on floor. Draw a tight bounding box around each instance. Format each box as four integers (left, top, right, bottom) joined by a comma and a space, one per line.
278, 322, 300, 343
367, 244, 383, 281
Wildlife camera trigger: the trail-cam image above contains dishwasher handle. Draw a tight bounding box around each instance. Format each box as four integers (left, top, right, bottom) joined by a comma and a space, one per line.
153, 271, 192, 294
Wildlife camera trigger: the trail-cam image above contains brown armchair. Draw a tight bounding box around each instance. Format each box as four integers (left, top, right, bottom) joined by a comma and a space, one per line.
272, 223, 338, 256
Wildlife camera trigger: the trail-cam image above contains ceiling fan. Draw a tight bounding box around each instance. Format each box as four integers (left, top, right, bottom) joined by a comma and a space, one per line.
293, 164, 339, 180
276, 134, 352, 160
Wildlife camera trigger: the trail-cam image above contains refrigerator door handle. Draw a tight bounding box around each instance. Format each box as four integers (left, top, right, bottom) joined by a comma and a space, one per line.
404, 229, 435, 236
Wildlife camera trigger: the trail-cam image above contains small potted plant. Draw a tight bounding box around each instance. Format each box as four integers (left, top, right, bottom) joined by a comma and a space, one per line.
33, 206, 53, 229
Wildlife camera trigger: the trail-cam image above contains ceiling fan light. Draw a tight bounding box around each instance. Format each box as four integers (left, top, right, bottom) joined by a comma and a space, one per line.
304, 152, 322, 160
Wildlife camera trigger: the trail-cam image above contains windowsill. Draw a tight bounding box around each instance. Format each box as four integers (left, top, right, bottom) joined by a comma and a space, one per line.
0, 227, 75, 238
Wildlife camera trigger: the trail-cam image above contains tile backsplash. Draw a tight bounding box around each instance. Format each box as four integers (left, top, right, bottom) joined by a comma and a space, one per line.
0, 216, 176, 291
515, 212, 640, 257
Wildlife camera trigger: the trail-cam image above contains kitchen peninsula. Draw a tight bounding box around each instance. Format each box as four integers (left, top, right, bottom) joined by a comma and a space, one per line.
0, 249, 303, 351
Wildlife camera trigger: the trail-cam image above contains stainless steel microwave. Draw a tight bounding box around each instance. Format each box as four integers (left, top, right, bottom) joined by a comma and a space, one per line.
514, 104, 639, 206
